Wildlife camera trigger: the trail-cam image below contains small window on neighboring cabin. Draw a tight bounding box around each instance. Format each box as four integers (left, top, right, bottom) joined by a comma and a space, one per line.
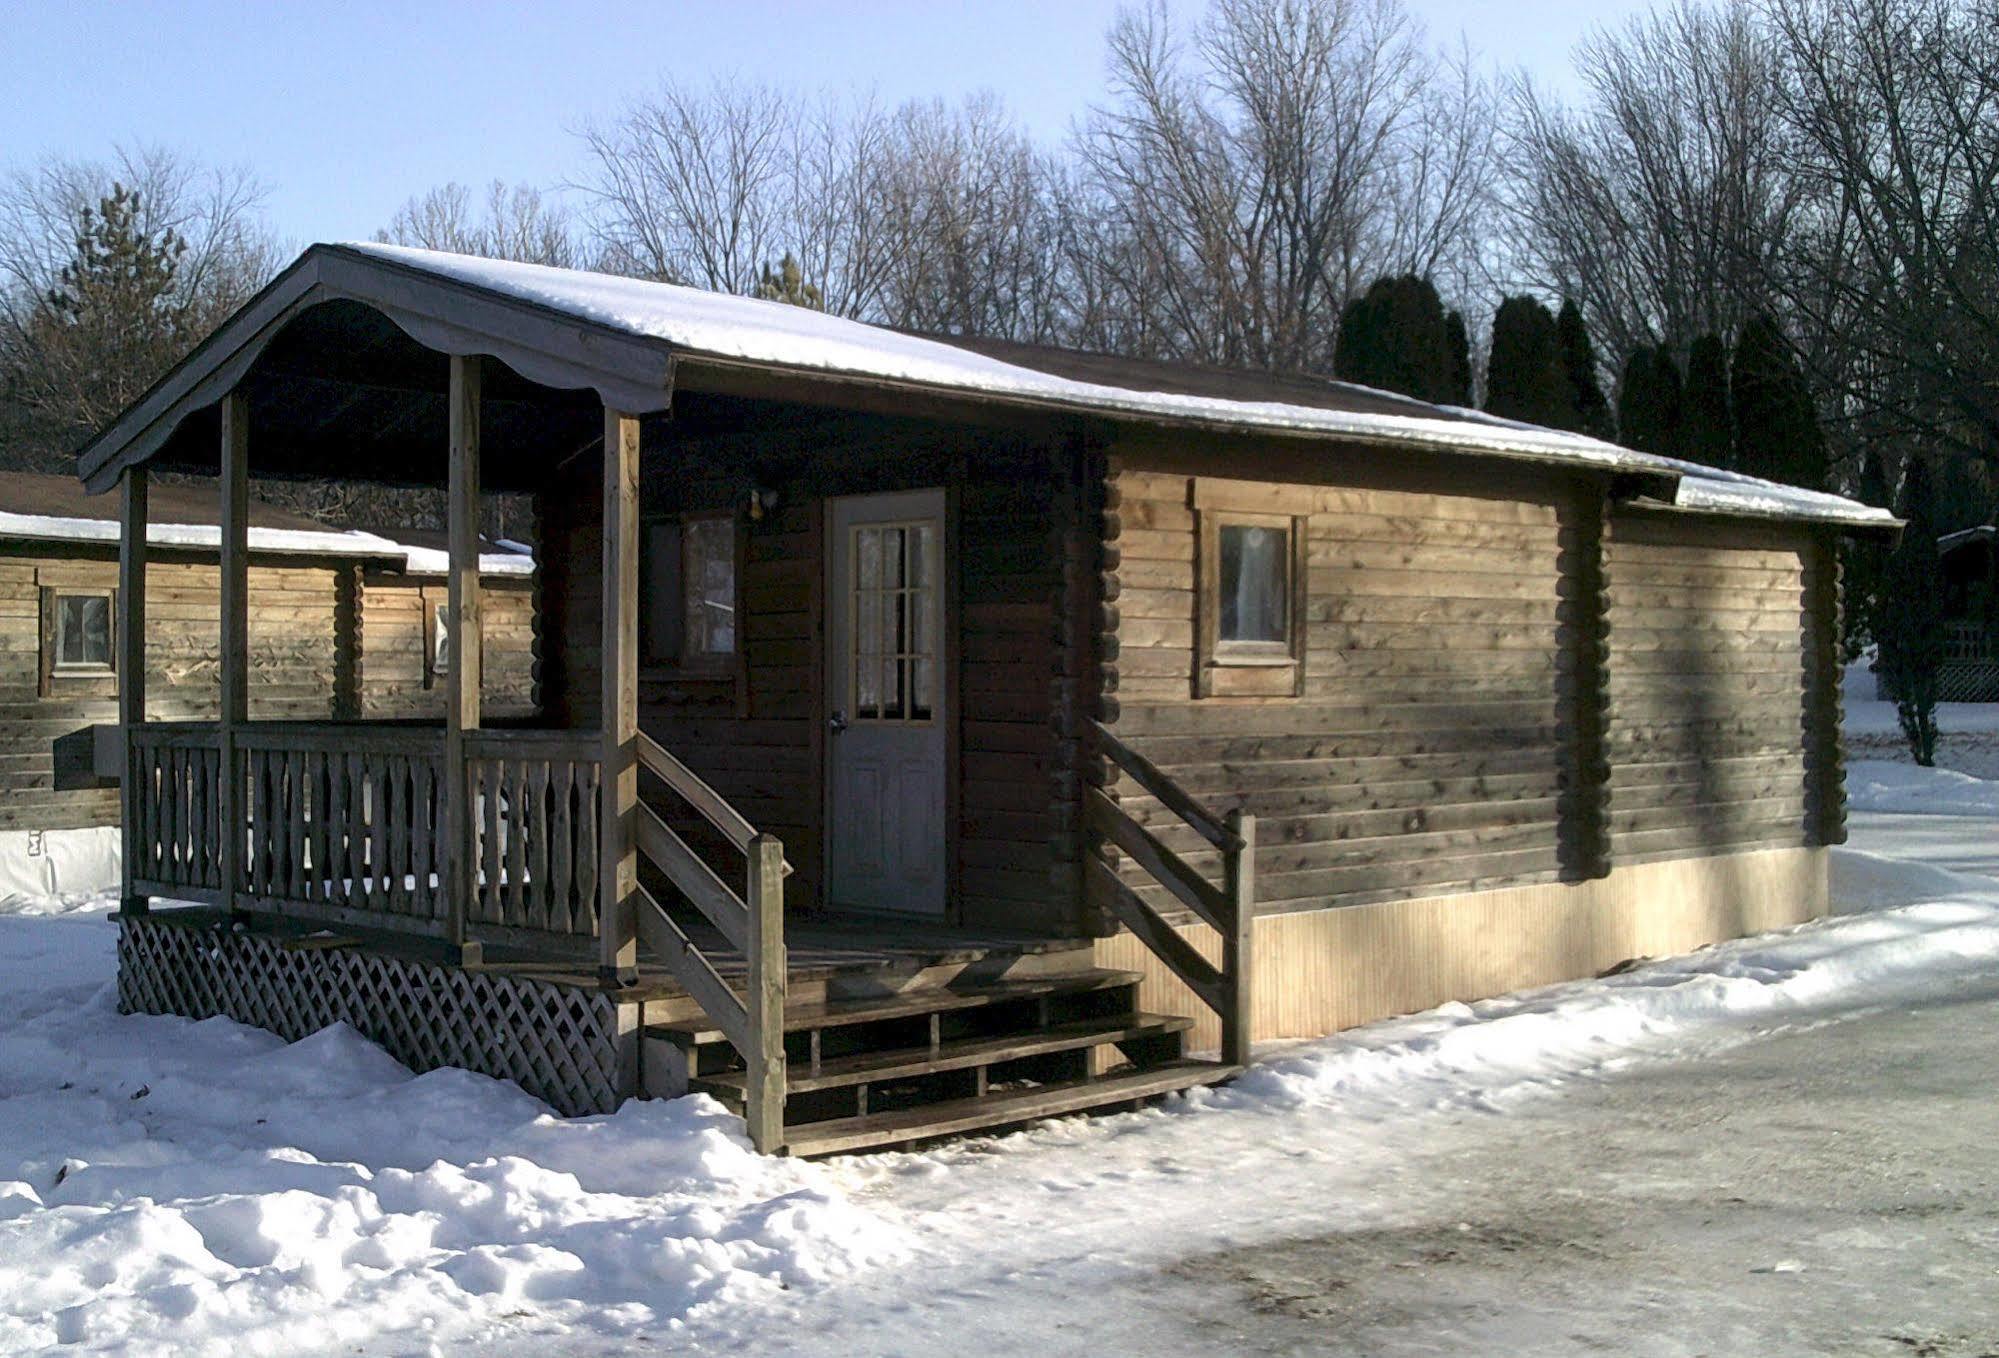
40, 586, 116, 698
54, 591, 114, 672
1197, 509, 1305, 697
642, 512, 738, 673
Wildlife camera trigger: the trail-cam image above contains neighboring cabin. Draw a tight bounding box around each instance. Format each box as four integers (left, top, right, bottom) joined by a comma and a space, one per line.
1933, 525, 1997, 701
0, 471, 533, 834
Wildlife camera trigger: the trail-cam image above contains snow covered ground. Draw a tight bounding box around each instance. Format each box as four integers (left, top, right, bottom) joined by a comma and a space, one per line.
1, 716, 1995, 1354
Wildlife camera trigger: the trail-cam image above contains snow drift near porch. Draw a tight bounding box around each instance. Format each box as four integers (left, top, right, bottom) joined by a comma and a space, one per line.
2, 757, 1997, 1353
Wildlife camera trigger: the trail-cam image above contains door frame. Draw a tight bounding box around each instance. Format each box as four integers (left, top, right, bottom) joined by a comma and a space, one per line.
818, 484, 961, 922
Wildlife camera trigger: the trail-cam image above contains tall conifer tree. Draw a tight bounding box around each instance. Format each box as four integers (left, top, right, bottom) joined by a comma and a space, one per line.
1484, 296, 1569, 428
1616, 346, 1684, 456
1554, 299, 1610, 438
1444, 309, 1473, 407
1731, 314, 1828, 489
1334, 275, 1454, 405
1681, 334, 1734, 470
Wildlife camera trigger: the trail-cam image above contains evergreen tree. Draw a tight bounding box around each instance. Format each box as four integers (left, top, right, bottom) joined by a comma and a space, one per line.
1484, 295, 1570, 428
1444, 309, 1472, 408
1730, 314, 1828, 489
755, 252, 823, 309
1615, 345, 1684, 456
5, 184, 194, 457
1554, 299, 1610, 438
1877, 456, 1946, 764
1333, 275, 1455, 405
1680, 334, 1734, 470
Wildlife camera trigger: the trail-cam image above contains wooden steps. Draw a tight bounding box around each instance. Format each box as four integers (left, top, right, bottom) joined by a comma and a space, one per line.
692, 1012, 1195, 1097
781, 1059, 1238, 1157
644, 965, 1234, 1155
651, 968, 1149, 1042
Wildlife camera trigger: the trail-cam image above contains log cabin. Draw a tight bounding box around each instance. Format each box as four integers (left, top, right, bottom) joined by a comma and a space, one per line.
74, 243, 1897, 1155
0, 469, 534, 841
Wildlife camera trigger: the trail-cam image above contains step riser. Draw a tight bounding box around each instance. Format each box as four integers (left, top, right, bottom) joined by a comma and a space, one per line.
822, 946, 1101, 1001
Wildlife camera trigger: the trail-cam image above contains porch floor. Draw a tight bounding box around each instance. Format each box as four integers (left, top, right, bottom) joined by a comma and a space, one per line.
126, 904, 1092, 1001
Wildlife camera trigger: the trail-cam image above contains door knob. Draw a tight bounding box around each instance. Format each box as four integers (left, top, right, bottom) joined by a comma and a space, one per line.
829, 710, 849, 733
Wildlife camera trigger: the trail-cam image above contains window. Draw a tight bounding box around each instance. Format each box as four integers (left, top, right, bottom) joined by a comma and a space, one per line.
54, 592, 114, 671
1196, 507, 1305, 697
641, 512, 739, 673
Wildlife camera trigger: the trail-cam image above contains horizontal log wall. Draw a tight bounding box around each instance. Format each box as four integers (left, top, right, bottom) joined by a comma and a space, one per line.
1601, 512, 1815, 862
357, 575, 537, 719
1103, 456, 1575, 915
0, 549, 346, 832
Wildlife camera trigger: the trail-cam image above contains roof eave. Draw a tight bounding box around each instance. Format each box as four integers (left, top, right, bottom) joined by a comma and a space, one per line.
77, 244, 679, 495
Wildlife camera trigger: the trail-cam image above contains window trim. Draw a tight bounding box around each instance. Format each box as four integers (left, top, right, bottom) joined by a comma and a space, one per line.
40, 585, 117, 696
639, 508, 744, 683
1195, 507, 1307, 698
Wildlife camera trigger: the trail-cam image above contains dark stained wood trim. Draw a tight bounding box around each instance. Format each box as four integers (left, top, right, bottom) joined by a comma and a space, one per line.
1803, 532, 1848, 847
1559, 482, 1613, 882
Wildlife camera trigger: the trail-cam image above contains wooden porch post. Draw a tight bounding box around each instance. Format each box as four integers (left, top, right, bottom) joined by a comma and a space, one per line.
118, 466, 148, 915
444, 355, 485, 966
218, 393, 249, 913
599, 408, 641, 986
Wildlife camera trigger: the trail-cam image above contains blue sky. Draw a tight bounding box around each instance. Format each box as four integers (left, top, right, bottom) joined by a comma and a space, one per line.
4, 0, 1645, 248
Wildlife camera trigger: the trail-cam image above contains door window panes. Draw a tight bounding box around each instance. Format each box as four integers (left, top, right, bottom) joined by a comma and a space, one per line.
852, 521, 937, 722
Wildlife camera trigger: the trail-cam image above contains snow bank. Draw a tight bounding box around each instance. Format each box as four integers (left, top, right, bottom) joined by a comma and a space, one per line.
0, 908, 907, 1356
0, 827, 120, 911
1846, 758, 1999, 816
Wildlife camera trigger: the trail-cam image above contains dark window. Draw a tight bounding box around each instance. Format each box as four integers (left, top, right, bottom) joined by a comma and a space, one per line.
642, 513, 738, 670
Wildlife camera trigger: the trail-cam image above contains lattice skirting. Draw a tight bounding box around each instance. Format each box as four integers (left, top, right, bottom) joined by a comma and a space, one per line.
118, 914, 631, 1116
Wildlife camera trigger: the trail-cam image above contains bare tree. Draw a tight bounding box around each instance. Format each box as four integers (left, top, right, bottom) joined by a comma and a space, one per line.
1501, 2, 1808, 366
580, 79, 798, 293
0, 145, 278, 469
1765, 0, 1999, 478
377, 180, 582, 266
875, 93, 1076, 341
1075, 0, 1450, 372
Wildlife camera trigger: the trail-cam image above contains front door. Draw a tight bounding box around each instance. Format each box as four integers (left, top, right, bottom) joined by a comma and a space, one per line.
825, 489, 948, 915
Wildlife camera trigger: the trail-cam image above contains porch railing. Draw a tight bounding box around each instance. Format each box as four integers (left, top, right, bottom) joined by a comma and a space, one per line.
128, 721, 602, 943
126, 718, 789, 1151
1085, 718, 1256, 1067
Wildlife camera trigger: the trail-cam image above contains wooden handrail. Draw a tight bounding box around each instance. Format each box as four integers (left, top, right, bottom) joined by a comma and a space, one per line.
636, 803, 750, 954
1089, 719, 1243, 854
636, 730, 792, 876
1087, 721, 1256, 1069
630, 730, 788, 1154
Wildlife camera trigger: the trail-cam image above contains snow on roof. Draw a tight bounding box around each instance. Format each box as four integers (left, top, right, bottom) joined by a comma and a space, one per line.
345, 242, 1897, 531
1938, 525, 1995, 553
0, 473, 532, 576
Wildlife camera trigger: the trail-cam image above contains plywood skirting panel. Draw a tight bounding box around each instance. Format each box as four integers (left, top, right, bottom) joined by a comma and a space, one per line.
1096, 845, 1828, 1051
118, 912, 635, 1115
